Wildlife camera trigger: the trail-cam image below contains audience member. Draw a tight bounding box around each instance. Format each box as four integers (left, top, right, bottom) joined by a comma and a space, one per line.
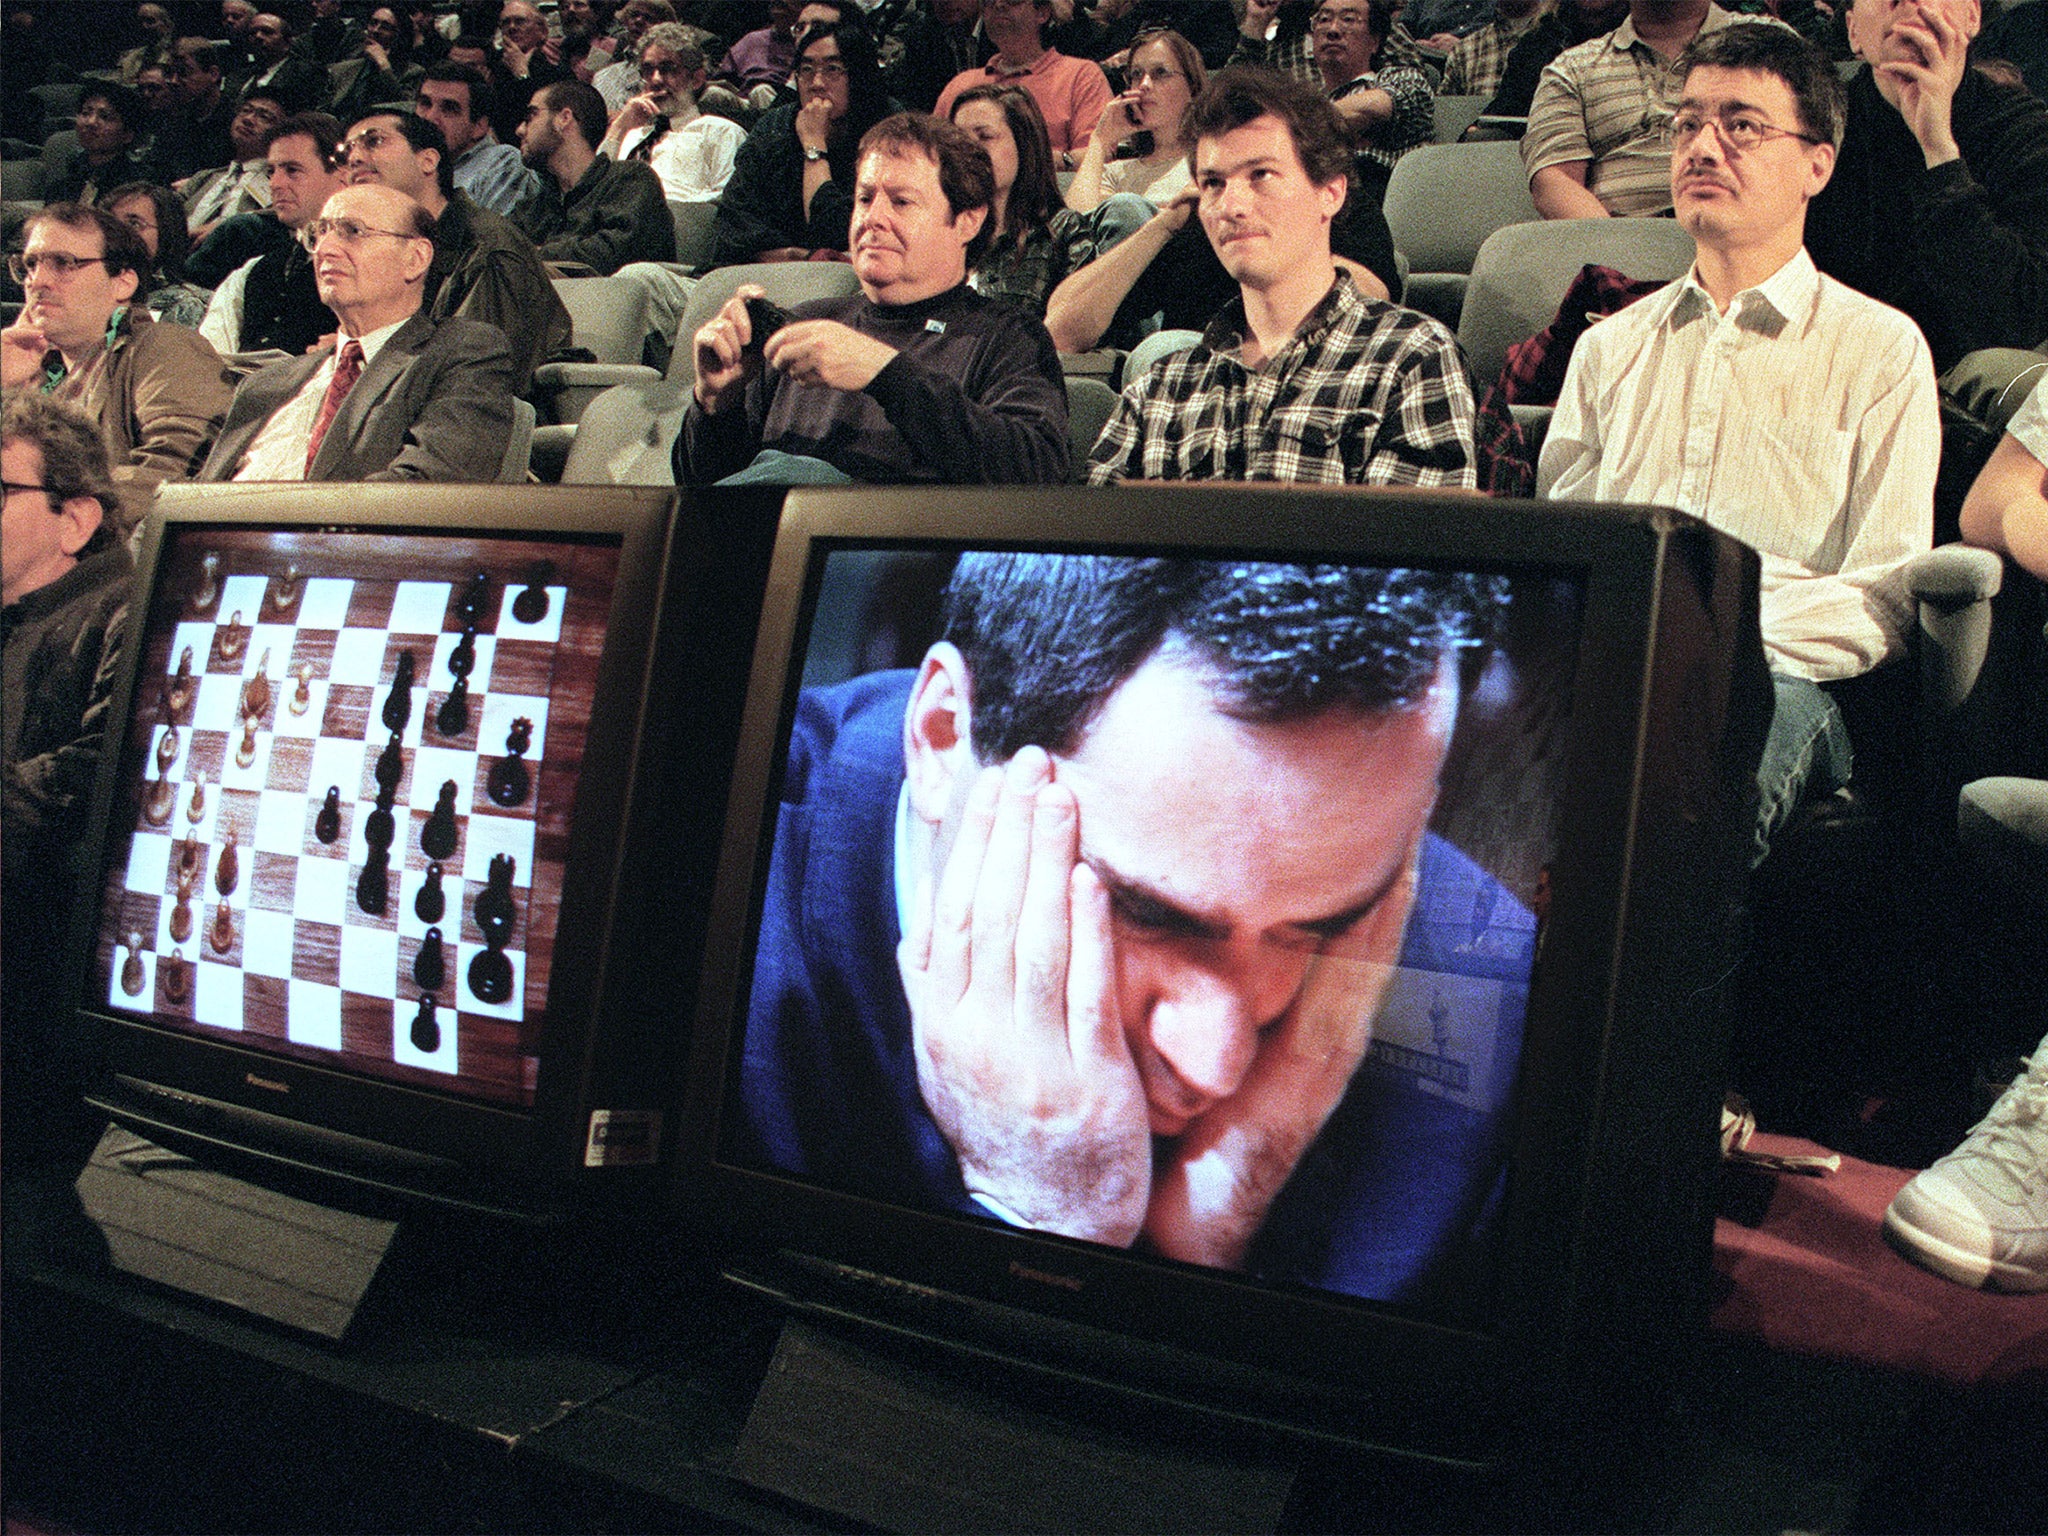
220, 0, 262, 78
678, 111, 1068, 485
1440, 0, 1553, 100
712, 19, 896, 263
326, 5, 426, 126
1301, 0, 1435, 205
415, 63, 544, 215
481, 0, 576, 144
1, 393, 134, 1171
179, 90, 286, 242
1065, 28, 1202, 210
514, 79, 678, 270
889, 0, 993, 114
594, 0, 680, 112
933, 0, 1114, 161
1538, 24, 1937, 857
302, 0, 359, 66
199, 113, 348, 358
1074, 0, 1245, 67
560, 0, 618, 81
46, 83, 159, 208
1523, 0, 1750, 216
199, 183, 515, 481
1091, 69, 1477, 486
2, 205, 237, 526
117, 3, 177, 84
1961, 373, 2048, 581
342, 109, 570, 393
234, 12, 328, 114
1409, 0, 1501, 48
1229, 0, 1438, 87
159, 36, 241, 181
717, 0, 804, 109
597, 22, 748, 201
104, 182, 214, 328
1482, 0, 1631, 118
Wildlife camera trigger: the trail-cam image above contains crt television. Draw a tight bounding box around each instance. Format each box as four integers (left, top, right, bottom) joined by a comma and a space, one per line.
74, 483, 773, 1218
679, 485, 1771, 1494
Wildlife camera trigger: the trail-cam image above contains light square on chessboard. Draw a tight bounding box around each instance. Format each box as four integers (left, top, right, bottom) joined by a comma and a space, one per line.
476, 692, 549, 762
308, 736, 366, 808
287, 978, 344, 1050
427, 631, 497, 694
461, 812, 535, 891
194, 959, 245, 1029
218, 728, 275, 791
392, 998, 458, 1074
295, 577, 353, 630
109, 946, 156, 1010
390, 580, 455, 635
397, 866, 464, 941
294, 856, 349, 926
126, 830, 172, 894
339, 924, 400, 996
146, 724, 191, 786
217, 573, 268, 621
409, 744, 477, 812
253, 785, 307, 855
495, 585, 567, 644
243, 908, 296, 979
454, 941, 526, 1022
369, 677, 430, 748
329, 626, 390, 688
192, 672, 242, 733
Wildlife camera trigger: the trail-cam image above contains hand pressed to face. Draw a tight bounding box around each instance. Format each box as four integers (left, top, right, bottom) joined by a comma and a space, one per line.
1849, 0, 1978, 160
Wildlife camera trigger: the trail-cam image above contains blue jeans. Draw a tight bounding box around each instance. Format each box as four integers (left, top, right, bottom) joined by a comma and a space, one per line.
1753, 672, 1854, 866
716, 450, 856, 486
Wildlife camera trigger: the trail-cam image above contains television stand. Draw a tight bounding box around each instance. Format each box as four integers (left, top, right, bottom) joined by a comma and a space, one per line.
73, 1126, 399, 1339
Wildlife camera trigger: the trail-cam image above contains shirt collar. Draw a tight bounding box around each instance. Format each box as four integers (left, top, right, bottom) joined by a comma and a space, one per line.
1201, 269, 1365, 362
1668, 246, 1820, 331
335, 313, 410, 367
1611, 3, 1729, 54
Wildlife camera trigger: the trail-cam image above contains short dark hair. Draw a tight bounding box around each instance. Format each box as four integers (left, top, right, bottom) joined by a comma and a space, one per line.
266, 110, 345, 168
800, 17, 889, 134
1181, 66, 1352, 191
24, 202, 153, 287
104, 181, 192, 281
539, 79, 609, 149
1677, 21, 1845, 148
420, 60, 493, 122
941, 556, 1504, 762
1, 392, 121, 554
858, 112, 996, 263
951, 83, 1058, 251
171, 35, 223, 71
353, 107, 456, 198
78, 80, 143, 133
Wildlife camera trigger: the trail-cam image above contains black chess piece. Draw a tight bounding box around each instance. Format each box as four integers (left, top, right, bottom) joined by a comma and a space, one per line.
413, 927, 445, 991
435, 673, 470, 737
467, 936, 513, 1006
415, 860, 445, 923
363, 801, 395, 852
382, 650, 416, 732
357, 845, 389, 914
374, 730, 404, 795
420, 779, 459, 860
511, 562, 553, 625
473, 852, 516, 944
486, 717, 533, 807
456, 572, 491, 630
447, 626, 477, 678
411, 993, 441, 1052
315, 785, 342, 844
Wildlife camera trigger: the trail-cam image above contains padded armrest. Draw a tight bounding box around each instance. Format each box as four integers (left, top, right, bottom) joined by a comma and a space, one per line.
531, 361, 662, 393
1906, 544, 2004, 608
1909, 544, 2005, 717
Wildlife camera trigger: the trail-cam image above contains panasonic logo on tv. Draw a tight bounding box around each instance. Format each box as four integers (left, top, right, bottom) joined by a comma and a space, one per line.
1009, 1260, 1083, 1292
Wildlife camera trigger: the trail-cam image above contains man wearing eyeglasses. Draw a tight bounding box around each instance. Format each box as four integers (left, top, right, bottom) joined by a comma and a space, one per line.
514, 79, 676, 272
595, 23, 746, 203
1539, 24, 1938, 857
198, 183, 515, 482
0, 205, 236, 530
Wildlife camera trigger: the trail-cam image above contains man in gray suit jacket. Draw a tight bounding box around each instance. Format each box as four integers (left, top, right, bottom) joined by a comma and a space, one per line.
199, 182, 514, 482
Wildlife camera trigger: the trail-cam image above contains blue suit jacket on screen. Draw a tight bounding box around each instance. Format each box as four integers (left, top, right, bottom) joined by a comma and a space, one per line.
739, 670, 1534, 1305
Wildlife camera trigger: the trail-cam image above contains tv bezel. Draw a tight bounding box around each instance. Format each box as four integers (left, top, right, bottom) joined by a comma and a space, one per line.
73, 482, 682, 1218
679, 484, 1763, 1470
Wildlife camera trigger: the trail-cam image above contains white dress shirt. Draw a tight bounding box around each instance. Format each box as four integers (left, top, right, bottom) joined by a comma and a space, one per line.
231, 316, 409, 481
617, 104, 746, 203
1539, 248, 1938, 682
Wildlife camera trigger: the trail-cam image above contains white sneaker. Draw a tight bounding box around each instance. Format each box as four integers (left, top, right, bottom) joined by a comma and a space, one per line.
1883, 1033, 2048, 1293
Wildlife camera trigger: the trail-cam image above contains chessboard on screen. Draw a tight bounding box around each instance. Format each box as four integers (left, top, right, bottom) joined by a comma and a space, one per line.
91, 523, 608, 1112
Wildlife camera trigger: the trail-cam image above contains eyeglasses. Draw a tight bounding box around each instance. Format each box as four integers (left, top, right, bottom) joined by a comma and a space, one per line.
1311, 8, 1373, 29
1, 480, 52, 506
1661, 110, 1822, 152
1128, 65, 1184, 87
341, 126, 404, 156
7, 251, 111, 281
297, 216, 421, 251
795, 59, 848, 81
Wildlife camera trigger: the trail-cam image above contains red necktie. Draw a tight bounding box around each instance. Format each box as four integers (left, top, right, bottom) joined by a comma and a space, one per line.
304, 339, 363, 475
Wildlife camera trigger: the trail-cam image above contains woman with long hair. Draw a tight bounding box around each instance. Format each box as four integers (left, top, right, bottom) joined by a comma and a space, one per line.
1064, 28, 1204, 212
103, 182, 212, 328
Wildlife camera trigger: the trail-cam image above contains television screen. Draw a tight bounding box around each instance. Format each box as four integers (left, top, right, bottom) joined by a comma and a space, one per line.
682, 486, 1769, 1478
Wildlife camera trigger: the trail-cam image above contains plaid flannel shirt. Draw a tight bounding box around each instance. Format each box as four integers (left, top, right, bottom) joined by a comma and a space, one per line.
1088, 272, 1481, 486
1440, 12, 1545, 100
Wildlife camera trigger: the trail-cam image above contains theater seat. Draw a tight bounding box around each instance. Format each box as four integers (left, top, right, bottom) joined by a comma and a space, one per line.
1382, 140, 1538, 329
1064, 376, 1117, 481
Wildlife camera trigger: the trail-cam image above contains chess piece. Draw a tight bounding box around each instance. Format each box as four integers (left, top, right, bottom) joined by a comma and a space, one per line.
289, 663, 313, 716
156, 723, 180, 773
185, 771, 206, 824
446, 626, 477, 679
456, 572, 491, 629
243, 649, 272, 720
160, 948, 189, 1004
413, 926, 444, 991
511, 562, 553, 624
487, 717, 532, 807
144, 767, 176, 826
473, 852, 516, 944
217, 608, 248, 663
166, 647, 195, 715
411, 993, 440, 1052
210, 899, 234, 954
420, 779, 459, 860
121, 933, 147, 997
363, 800, 395, 853
467, 934, 513, 1006
170, 871, 195, 943
436, 674, 469, 737
382, 649, 416, 732
315, 785, 343, 844
415, 861, 445, 924
214, 831, 238, 897
357, 844, 389, 914
193, 552, 220, 613
374, 730, 404, 795
234, 712, 259, 768
178, 834, 203, 880
269, 563, 302, 614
